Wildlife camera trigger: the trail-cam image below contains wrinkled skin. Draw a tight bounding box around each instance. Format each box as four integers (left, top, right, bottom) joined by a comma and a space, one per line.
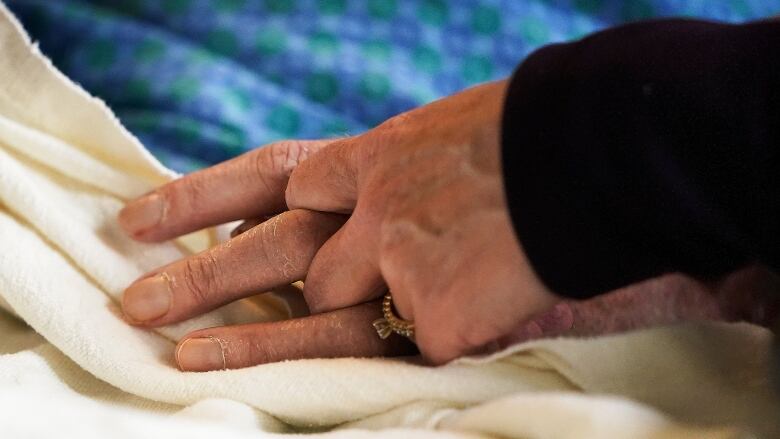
117, 79, 779, 371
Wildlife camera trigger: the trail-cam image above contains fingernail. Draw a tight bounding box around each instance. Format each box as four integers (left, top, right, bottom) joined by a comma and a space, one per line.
119, 192, 164, 234
122, 274, 172, 322
176, 337, 226, 372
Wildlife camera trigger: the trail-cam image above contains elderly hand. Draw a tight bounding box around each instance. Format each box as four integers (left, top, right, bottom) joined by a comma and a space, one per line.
118, 80, 560, 369
118, 79, 777, 372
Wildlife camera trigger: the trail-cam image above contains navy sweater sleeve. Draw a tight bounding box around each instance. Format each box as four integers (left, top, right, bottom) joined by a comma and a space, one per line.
501, 19, 779, 299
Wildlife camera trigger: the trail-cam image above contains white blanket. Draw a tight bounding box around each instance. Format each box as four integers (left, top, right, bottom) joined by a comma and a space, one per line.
0, 4, 776, 438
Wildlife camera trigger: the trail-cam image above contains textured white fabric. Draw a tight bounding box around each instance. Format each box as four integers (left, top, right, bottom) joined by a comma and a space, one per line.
0, 3, 776, 438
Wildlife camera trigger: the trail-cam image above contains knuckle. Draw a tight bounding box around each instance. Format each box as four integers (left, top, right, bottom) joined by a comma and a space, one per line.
267, 140, 310, 177
253, 216, 300, 281
165, 175, 209, 213
181, 254, 222, 305
245, 149, 277, 195
246, 141, 312, 201
377, 112, 412, 131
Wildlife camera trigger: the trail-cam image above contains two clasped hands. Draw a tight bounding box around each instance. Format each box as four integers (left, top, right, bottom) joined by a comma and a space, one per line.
117, 78, 776, 372
118, 80, 558, 371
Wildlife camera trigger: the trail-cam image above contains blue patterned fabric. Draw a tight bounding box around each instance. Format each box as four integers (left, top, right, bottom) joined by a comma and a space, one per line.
6, 0, 779, 172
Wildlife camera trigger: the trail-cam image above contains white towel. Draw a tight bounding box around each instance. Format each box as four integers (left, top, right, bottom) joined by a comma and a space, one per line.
0, 4, 776, 438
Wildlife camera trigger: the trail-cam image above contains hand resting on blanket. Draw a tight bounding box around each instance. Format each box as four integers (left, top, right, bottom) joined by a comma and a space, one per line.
117, 80, 779, 371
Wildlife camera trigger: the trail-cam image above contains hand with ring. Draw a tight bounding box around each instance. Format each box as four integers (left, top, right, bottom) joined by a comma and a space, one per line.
117, 79, 559, 369
118, 79, 776, 371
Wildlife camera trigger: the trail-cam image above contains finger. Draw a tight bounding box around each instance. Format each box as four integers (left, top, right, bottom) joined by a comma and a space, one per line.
119, 139, 332, 242
303, 209, 384, 313
379, 212, 557, 365
121, 210, 346, 327
285, 137, 362, 213
175, 301, 417, 371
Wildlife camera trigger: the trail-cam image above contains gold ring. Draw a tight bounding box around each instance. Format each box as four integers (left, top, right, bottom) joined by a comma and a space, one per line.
372, 293, 415, 340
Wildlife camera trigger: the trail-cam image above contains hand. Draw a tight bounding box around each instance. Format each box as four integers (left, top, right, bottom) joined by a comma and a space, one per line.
119, 79, 778, 371
282, 79, 559, 363
119, 80, 559, 369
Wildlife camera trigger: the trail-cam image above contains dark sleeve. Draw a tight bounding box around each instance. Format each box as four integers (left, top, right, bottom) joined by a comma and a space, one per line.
501, 19, 779, 299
